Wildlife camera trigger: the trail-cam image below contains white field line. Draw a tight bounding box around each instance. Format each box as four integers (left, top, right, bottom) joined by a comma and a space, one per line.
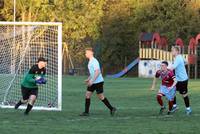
64, 116, 131, 122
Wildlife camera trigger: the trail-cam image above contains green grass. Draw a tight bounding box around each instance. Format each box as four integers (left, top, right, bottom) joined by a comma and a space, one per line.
0, 76, 200, 134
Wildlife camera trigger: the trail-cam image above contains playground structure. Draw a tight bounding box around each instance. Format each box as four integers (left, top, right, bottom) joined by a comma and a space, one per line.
139, 32, 200, 79
107, 58, 140, 78
188, 34, 200, 79
62, 33, 200, 79
107, 32, 200, 79
139, 32, 188, 62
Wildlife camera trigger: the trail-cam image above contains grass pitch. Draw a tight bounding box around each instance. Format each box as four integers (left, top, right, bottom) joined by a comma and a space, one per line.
0, 76, 200, 134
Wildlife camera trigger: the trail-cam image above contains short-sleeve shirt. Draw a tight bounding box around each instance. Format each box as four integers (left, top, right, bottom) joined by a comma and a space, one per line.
88, 57, 104, 84
172, 54, 188, 81
155, 69, 175, 87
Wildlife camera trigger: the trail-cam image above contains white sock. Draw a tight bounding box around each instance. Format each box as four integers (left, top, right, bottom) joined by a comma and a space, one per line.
186, 107, 191, 110
173, 104, 177, 107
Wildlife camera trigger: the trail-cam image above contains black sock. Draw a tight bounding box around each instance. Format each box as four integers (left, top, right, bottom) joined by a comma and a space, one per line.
102, 98, 113, 110
184, 96, 190, 108
25, 103, 33, 114
85, 98, 90, 113
17, 100, 22, 106
15, 100, 23, 109
173, 96, 176, 105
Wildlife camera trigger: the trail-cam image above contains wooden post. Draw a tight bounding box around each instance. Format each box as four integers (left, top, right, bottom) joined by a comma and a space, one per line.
151, 40, 153, 60
188, 46, 190, 78
62, 43, 67, 75
195, 47, 197, 79
139, 41, 142, 59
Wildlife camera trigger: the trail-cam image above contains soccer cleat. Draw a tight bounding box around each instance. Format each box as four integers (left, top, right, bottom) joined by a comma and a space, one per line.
186, 108, 192, 115
159, 106, 166, 115
171, 105, 178, 113
14, 101, 22, 109
167, 110, 173, 115
79, 112, 89, 116
110, 107, 117, 116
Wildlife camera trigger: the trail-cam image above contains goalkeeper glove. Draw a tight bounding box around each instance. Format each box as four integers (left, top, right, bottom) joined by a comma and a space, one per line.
35, 77, 47, 84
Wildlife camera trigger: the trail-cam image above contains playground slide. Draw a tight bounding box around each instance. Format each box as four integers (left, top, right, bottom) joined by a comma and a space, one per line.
106, 57, 140, 78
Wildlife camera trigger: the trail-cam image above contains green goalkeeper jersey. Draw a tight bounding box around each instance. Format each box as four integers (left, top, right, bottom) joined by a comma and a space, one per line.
21, 64, 46, 89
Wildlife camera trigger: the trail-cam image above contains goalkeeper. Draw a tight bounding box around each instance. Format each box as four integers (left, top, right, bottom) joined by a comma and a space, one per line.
15, 57, 47, 115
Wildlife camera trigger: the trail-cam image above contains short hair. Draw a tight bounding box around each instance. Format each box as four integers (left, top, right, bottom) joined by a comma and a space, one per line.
172, 45, 180, 52
38, 57, 48, 62
161, 61, 168, 66
85, 47, 93, 52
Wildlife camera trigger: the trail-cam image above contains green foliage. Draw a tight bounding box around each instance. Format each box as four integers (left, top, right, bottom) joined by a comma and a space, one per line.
61, 0, 105, 64
100, 0, 138, 72
0, 0, 200, 73
133, 0, 200, 45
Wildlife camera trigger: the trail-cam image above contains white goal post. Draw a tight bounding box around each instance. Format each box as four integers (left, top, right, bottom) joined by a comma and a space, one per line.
0, 22, 62, 111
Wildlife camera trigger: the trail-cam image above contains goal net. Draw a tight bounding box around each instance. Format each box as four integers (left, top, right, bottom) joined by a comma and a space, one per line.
0, 22, 62, 111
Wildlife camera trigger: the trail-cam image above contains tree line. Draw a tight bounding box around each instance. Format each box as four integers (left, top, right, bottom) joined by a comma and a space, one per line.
0, 0, 200, 74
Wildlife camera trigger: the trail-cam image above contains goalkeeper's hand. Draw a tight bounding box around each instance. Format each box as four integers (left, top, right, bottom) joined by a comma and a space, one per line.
35, 77, 47, 85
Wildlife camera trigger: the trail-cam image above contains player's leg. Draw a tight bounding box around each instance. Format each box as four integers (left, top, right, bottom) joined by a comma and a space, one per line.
171, 83, 180, 112
24, 89, 38, 115
15, 86, 29, 109
95, 82, 116, 116
80, 86, 94, 116
165, 87, 176, 115
157, 92, 165, 114
166, 96, 174, 115
166, 95, 174, 116
179, 80, 192, 115
15, 99, 28, 109
97, 93, 116, 116
85, 91, 93, 114
172, 96, 177, 108
168, 101, 173, 112
182, 93, 192, 115
24, 95, 36, 115
157, 86, 167, 114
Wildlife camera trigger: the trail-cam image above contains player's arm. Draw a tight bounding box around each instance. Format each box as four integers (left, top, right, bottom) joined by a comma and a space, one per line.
42, 68, 46, 76
88, 69, 100, 86
168, 73, 177, 90
150, 77, 157, 91
85, 76, 91, 82
26, 66, 37, 84
171, 77, 177, 88
26, 74, 36, 84
169, 56, 180, 70
92, 69, 100, 82
40, 68, 47, 84
88, 60, 101, 86
41, 68, 46, 79
150, 70, 160, 91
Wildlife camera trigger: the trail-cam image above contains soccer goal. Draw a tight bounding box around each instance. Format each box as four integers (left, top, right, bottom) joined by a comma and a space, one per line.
0, 22, 62, 111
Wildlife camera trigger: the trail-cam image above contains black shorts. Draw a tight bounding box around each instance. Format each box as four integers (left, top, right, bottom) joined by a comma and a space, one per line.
21, 86, 38, 100
87, 82, 104, 94
176, 80, 188, 94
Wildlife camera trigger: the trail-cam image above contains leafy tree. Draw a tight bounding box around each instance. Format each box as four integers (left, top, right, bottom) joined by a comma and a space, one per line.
0, 0, 200, 75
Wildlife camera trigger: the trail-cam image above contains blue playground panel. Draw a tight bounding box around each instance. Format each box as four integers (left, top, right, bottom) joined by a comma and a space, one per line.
106, 57, 140, 78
